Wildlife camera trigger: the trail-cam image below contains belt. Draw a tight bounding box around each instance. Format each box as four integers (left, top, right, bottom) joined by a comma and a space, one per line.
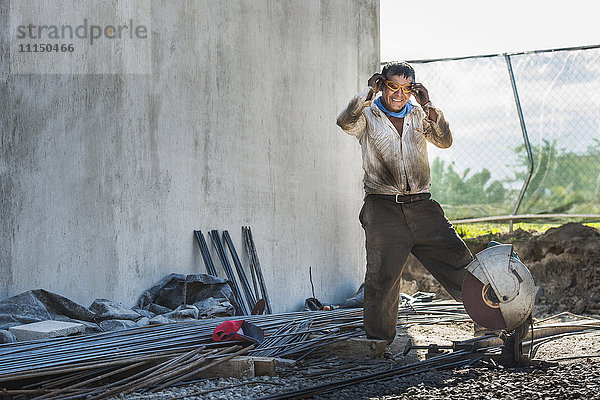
369, 193, 431, 204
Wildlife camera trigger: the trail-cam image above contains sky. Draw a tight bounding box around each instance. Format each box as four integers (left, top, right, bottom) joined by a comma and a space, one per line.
380, 0, 598, 62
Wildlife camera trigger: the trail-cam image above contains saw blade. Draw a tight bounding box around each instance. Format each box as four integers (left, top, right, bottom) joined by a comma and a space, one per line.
462, 271, 507, 330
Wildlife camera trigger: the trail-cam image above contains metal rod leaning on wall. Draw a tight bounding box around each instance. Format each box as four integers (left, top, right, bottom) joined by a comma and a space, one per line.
243, 226, 273, 314
241, 226, 260, 302
249, 226, 272, 314
242, 227, 261, 307
193, 230, 217, 276
209, 230, 249, 315
247, 243, 260, 304
223, 230, 257, 309
249, 257, 260, 303
505, 53, 534, 232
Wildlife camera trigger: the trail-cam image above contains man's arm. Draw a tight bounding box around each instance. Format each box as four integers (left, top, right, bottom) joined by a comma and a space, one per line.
336, 74, 384, 139
420, 104, 452, 149
336, 88, 372, 138
411, 83, 452, 149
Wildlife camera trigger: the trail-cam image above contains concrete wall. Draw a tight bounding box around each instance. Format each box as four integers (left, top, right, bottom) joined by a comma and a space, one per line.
0, 0, 379, 311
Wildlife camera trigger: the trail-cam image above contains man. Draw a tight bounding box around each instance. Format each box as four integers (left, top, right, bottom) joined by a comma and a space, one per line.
336, 61, 473, 344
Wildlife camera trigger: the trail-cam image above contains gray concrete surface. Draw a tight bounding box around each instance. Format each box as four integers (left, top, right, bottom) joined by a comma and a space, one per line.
8, 320, 85, 341
0, 1, 379, 311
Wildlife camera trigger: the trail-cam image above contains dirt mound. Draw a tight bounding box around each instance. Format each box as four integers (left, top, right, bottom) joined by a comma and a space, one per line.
401, 223, 600, 315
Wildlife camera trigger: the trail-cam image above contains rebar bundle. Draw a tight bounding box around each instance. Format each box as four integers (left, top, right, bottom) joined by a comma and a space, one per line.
0, 301, 470, 397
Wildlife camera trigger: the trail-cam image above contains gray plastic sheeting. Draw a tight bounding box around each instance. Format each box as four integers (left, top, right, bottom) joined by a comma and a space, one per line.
0, 274, 237, 333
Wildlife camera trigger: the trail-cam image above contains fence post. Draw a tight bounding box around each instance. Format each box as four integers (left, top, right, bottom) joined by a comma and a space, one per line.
505, 54, 534, 232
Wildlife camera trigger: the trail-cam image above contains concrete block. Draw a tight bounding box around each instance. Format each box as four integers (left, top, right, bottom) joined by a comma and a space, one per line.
197, 356, 255, 379
9, 321, 85, 341
322, 337, 388, 359
246, 356, 276, 376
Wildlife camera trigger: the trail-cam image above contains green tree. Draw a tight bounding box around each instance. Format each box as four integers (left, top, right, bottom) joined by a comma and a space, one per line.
512, 139, 600, 214
430, 157, 508, 206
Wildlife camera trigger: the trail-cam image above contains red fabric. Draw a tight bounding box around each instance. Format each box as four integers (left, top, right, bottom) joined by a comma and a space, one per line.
212, 320, 264, 344
212, 320, 244, 342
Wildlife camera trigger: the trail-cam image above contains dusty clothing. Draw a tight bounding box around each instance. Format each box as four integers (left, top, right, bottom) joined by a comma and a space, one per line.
336, 87, 452, 196
337, 88, 473, 343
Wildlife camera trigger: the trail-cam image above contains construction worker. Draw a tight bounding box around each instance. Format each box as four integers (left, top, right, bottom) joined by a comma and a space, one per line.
336, 61, 473, 344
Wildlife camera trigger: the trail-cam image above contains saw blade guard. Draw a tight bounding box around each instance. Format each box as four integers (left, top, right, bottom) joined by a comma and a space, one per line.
464, 244, 535, 331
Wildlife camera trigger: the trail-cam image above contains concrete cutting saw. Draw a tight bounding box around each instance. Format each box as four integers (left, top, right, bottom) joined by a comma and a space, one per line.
462, 242, 535, 333
405, 244, 553, 367
461, 242, 536, 366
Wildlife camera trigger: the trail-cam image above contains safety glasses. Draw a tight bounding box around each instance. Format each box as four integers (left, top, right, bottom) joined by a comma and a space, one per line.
384, 80, 412, 94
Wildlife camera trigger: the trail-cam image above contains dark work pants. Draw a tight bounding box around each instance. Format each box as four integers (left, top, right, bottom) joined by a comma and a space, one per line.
359, 195, 473, 343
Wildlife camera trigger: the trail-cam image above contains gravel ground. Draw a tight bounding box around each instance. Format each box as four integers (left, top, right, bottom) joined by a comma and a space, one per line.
118, 224, 600, 399
119, 317, 600, 400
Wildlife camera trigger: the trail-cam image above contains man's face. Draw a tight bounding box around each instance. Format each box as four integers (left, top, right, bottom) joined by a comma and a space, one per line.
381, 74, 413, 113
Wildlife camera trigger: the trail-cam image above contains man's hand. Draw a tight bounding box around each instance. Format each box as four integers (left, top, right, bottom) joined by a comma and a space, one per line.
411, 83, 430, 106
412, 83, 438, 121
368, 73, 385, 92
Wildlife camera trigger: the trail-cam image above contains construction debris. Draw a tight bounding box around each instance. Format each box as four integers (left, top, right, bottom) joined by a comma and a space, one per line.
0, 300, 469, 398
258, 314, 600, 400
0, 274, 239, 338
8, 321, 85, 341
3, 225, 597, 399
1, 296, 598, 399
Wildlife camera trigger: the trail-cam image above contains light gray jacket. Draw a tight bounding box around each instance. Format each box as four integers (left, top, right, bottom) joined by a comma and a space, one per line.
336, 87, 453, 196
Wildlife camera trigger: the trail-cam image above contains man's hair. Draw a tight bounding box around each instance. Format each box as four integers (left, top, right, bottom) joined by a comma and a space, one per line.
381, 61, 415, 81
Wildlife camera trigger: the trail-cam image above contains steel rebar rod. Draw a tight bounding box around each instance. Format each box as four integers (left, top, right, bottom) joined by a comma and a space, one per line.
64, 349, 217, 400
223, 230, 257, 309
248, 249, 260, 303
0, 307, 454, 361
87, 346, 217, 400
0, 302, 474, 386
32, 361, 151, 400
0, 351, 185, 382
35, 368, 111, 390
92, 347, 231, 399
0, 306, 460, 368
259, 350, 476, 399
243, 226, 272, 313
149, 345, 253, 393
5, 301, 579, 400
209, 229, 249, 315
194, 230, 218, 276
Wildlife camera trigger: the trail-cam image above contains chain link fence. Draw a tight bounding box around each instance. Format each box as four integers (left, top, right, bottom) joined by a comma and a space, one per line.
392, 45, 600, 222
